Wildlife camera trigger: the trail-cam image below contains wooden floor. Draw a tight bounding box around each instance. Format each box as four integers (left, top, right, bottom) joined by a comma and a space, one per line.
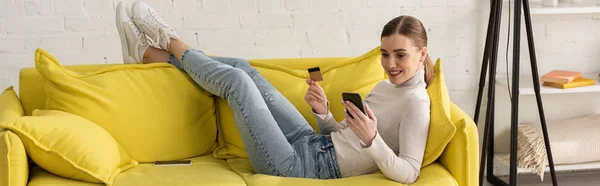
483, 171, 600, 186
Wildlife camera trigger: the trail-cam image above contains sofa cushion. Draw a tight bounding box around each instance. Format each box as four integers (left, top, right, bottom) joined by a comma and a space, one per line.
28, 155, 247, 186
227, 158, 457, 186
113, 155, 246, 186
28, 166, 102, 186
214, 46, 387, 158
0, 86, 24, 122
34, 48, 218, 163
0, 110, 133, 185
422, 58, 456, 167
440, 103, 479, 186
0, 86, 28, 186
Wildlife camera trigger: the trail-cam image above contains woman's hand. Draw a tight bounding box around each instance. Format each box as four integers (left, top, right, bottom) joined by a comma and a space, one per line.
344, 102, 377, 147
305, 78, 328, 115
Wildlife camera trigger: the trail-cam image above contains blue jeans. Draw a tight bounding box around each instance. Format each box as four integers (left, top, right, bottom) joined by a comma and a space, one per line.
167, 50, 342, 179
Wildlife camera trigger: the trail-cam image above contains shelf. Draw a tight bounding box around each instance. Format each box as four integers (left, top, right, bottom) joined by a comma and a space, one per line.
529, 0, 600, 15
495, 74, 600, 95
493, 153, 600, 176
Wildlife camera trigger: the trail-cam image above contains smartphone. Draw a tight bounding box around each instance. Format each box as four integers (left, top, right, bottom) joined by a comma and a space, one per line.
153, 160, 192, 167
342, 92, 366, 118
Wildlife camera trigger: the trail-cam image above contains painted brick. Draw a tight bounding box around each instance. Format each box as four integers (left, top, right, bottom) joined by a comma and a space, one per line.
172, 0, 202, 15
26, 36, 82, 54
240, 14, 293, 29
292, 13, 347, 30
202, 0, 229, 13
229, 0, 258, 13
307, 29, 348, 46
254, 29, 306, 46
4, 0, 25, 17
310, 0, 339, 12
369, 0, 420, 8
285, 0, 311, 12
257, 0, 285, 13
340, 0, 367, 11
0, 38, 26, 53
65, 16, 113, 32
5, 17, 64, 34
422, 0, 447, 7
25, 0, 54, 16
84, 0, 114, 15
55, 0, 84, 15
185, 14, 240, 29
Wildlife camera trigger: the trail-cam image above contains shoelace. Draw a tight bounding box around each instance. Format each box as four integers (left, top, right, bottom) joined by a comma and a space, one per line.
142, 10, 175, 48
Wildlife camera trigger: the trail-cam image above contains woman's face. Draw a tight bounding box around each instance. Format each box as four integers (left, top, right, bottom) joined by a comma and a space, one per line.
380, 34, 426, 85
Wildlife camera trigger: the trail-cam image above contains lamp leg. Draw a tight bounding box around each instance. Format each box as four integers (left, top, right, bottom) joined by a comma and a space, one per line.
522, 0, 558, 185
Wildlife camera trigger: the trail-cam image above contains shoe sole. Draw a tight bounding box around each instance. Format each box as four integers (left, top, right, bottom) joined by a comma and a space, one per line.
116, 2, 137, 64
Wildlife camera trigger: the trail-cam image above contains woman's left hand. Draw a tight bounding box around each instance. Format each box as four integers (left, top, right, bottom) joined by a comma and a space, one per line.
344, 101, 378, 147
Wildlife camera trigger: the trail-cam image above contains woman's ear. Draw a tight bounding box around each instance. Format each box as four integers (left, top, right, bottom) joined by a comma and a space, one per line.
420, 47, 427, 62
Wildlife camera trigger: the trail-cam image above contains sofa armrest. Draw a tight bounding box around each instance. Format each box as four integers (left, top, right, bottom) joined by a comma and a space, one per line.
0, 129, 29, 186
438, 103, 479, 186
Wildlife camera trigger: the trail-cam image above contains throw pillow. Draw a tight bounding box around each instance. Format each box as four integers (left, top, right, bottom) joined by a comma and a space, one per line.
422, 58, 457, 167
34, 48, 218, 163
0, 86, 28, 186
0, 110, 125, 185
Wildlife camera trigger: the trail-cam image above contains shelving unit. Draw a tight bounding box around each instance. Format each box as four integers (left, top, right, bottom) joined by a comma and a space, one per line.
504, 0, 600, 15
493, 153, 600, 176
495, 74, 600, 95
531, 0, 600, 15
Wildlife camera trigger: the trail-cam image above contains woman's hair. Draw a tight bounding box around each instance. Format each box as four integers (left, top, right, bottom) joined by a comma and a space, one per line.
380, 15, 434, 87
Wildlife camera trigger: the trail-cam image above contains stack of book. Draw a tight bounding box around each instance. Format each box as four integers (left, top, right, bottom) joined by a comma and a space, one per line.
541, 70, 595, 89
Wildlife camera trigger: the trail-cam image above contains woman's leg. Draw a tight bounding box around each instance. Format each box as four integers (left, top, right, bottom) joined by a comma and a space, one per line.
143, 44, 315, 144
169, 38, 303, 177
155, 50, 314, 143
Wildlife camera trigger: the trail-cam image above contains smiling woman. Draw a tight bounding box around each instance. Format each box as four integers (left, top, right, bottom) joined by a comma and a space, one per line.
380, 16, 434, 87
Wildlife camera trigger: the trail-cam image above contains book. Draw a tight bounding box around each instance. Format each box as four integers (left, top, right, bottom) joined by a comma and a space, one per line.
543, 77, 595, 89
541, 70, 581, 84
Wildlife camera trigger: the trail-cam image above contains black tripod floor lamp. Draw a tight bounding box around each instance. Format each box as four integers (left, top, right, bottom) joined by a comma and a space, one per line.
474, 0, 559, 185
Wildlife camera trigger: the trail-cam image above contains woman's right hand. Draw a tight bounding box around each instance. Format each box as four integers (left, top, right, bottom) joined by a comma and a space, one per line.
305, 78, 329, 115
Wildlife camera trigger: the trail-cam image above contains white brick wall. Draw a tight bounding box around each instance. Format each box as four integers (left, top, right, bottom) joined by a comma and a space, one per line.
2, 0, 600, 154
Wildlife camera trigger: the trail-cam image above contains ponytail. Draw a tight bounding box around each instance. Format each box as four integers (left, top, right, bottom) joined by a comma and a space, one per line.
423, 54, 434, 88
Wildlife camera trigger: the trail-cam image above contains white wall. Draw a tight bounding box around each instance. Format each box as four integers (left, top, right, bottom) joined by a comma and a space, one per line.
3, 0, 599, 154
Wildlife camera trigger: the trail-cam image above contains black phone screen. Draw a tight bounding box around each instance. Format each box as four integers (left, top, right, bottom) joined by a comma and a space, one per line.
342, 92, 366, 118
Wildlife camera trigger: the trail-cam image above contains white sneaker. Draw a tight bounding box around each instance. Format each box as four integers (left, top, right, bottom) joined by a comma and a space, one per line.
131, 0, 178, 50
116, 1, 149, 64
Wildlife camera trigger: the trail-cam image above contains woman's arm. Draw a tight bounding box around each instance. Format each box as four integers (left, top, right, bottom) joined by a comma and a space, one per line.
363, 99, 430, 184
312, 104, 348, 134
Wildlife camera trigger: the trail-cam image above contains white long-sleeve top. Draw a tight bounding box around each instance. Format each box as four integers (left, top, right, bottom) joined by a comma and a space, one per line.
313, 68, 430, 184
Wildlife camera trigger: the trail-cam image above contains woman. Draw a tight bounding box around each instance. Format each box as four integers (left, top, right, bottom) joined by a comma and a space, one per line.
116, 1, 432, 184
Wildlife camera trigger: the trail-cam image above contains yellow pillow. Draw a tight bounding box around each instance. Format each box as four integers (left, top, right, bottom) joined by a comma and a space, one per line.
214, 46, 387, 158
422, 58, 457, 167
0, 86, 28, 186
34, 48, 218, 163
0, 86, 24, 122
0, 110, 125, 185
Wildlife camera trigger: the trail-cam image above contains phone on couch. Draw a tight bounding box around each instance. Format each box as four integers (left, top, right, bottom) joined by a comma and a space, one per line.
342, 92, 366, 118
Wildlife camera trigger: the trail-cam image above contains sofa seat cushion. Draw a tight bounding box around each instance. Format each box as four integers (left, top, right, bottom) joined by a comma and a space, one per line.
227, 158, 457, 186
27, 155, 247, 186
28, 166, 103, 186
112, 155, 246, 186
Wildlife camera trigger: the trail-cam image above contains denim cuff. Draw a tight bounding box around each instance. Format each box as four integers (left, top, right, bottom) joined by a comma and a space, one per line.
168, 53, 182, 70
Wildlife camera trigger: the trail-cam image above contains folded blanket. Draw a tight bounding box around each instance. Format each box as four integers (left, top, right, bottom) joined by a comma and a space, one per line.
503, 114, 600, 180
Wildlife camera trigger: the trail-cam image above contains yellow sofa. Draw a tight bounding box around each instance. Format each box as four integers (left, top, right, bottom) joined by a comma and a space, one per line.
0, 48, 478, 186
